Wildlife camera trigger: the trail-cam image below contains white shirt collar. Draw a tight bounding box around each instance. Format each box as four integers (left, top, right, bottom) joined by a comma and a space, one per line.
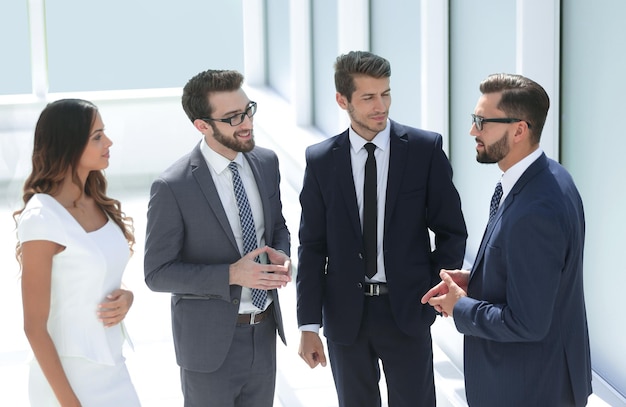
348, 119, 391, 153
199, 138, 244, 173
500, 147, 543, 199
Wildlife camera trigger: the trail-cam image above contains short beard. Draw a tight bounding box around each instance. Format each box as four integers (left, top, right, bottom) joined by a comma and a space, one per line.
477, 130, 509, 164
211, 123, 255, 153
347, 104, 388, 137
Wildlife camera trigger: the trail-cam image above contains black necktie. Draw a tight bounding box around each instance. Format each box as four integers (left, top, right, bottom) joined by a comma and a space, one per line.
363, 143, 377, 279
488, 181, 503, 224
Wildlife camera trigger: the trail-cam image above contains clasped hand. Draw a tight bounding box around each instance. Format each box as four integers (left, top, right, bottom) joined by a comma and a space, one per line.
420, 269, 469, 317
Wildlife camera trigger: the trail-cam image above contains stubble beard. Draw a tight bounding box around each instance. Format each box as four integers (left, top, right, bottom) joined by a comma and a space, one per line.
347, 105, 388, 138
477, 130, 509, 164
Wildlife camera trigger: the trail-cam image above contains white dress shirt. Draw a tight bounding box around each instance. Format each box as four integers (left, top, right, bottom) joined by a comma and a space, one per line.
497, 148, 543, 205
349, 121, 391, 283
200, 139, 272, 313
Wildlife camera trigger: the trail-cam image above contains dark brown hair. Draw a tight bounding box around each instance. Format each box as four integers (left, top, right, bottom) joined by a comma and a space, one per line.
334, 51, 391, 102
480, 73, 550, 144
181, 69, 244, 122
13, 99, 134, 262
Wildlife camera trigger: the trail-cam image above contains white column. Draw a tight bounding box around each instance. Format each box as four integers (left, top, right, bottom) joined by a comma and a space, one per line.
291, 0, 313, 126
420, 0, 450, 153
516, 0, 560, 160
242, 0, 266, 86
337, 0, 369, 54
28, 0, 48, 99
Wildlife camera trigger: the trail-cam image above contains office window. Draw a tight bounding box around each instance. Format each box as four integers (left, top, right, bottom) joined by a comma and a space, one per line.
267, 0, 292, 101
311, 1, 339, 136
45, 0, 244, 92
0, 2, 32, 95
370, 0, 422, 128
561, 1, 626, 398
446, 0, 517, 369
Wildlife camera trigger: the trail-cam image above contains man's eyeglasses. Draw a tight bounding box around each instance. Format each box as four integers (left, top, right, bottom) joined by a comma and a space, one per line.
200, 102, 257, 126
471, 114, 531, 131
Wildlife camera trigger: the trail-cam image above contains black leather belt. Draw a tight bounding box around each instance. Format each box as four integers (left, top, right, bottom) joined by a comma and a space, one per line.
237, 304, 272, 325
364, 283, 388, 296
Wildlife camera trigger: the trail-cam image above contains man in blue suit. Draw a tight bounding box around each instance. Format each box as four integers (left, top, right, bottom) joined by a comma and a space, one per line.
297, 51, 467, 407
422, 73, 592, 406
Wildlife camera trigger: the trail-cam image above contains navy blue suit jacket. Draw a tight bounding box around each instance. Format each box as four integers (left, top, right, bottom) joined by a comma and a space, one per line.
297, 120, 467, 344
454, 153, 592, 406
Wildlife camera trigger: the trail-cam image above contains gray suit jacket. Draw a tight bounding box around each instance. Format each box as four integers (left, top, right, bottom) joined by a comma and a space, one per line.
144, 142, 290, 372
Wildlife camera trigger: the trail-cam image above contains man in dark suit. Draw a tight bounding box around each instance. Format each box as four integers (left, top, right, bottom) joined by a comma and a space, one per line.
422, 73, 592, 407
144, 69, 292, 407
297, 51, 467, 407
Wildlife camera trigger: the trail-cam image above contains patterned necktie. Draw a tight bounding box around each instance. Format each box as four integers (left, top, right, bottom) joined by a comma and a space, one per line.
228, 162, 267, 309
363, 143, 378, 279
488, 181, 503, 224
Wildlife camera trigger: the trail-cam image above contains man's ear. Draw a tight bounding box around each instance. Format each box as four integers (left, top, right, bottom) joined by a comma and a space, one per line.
512, 120, 530, 144
336, 92, 349, 111
193, 119, 211, 133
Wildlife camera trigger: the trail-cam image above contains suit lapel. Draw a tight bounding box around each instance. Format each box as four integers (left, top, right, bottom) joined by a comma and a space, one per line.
243, 151, 274, 246
189, 144, 239, 253
334, 131, 363, 239
470, 153, 550, 279
385, 121, 408, 227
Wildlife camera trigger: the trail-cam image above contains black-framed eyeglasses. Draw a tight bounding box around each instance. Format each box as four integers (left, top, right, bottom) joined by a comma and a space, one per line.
200, 101, 257, 126
471, 114, 531, 131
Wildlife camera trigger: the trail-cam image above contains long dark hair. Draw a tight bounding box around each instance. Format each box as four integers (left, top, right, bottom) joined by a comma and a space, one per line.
13, 99, 134, 262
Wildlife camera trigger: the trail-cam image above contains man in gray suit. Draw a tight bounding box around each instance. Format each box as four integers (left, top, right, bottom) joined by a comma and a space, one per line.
144, 69, 292, 407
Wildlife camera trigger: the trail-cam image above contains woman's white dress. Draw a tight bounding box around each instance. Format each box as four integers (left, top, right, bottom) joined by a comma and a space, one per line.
18, 194, 141, 406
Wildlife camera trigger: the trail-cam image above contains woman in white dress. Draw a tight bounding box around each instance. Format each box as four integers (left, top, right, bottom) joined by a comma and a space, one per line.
14, 99, 141, 406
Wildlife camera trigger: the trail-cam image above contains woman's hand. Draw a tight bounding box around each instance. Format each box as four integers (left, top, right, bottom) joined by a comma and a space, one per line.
98, 288, 134, 327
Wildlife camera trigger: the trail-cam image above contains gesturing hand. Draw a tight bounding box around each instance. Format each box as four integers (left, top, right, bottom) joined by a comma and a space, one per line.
421, 269, 469, 317
229, 246, 292, 289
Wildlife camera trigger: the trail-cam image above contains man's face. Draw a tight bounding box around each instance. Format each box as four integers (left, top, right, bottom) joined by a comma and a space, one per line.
204, 89, 255, 159
337, 75, 391, 141
470, 92, 513, 167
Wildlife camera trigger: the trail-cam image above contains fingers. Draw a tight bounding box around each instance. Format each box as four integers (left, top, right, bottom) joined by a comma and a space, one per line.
439, 270, 457, 289
98, 289, 133, 327
97, 306, 126, 327
420, 281, 447, 304
298, 332, 327, 369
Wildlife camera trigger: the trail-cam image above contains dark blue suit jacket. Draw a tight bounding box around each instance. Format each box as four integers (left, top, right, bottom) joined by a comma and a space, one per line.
297, 120, 467, 344
454, 153, 592, 406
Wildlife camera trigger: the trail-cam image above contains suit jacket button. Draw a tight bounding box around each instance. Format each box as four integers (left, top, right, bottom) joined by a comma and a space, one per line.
232, 299, 240, 305
357, 282, 363, 288
358, 253, 363, 259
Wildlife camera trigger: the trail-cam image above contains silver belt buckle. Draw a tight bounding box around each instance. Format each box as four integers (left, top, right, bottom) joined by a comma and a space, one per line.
249, 312, 258, 324
366, 284, 380, 296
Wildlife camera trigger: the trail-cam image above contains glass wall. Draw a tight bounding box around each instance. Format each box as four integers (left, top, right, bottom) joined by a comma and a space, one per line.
267, 0, 292, 101
561, 1, 626, 397
0, 2, 31, 95
370, 1, 422, 128
44, 0, 244, 92
311, 0, 339, 137
449, 0, 516, 264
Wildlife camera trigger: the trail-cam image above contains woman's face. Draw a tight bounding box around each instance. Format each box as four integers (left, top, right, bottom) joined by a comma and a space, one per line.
78, 111, 113, 173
